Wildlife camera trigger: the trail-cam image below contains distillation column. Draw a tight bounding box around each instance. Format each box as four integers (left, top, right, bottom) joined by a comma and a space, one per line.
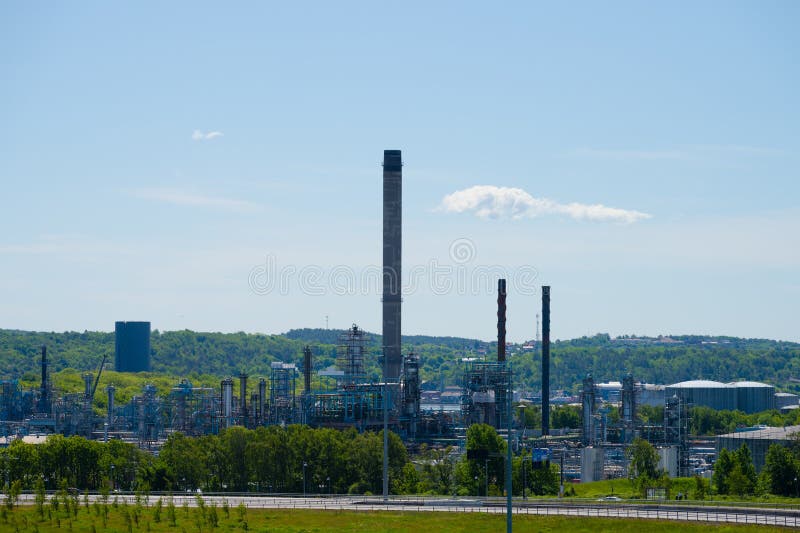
239, 373, 248, 426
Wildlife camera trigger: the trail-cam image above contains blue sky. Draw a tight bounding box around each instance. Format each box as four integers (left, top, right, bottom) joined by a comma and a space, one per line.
1, 2, 798, 342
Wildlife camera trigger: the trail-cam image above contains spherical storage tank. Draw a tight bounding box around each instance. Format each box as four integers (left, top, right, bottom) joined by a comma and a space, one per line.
729, 381, 775, 414
664, 380, 736, 411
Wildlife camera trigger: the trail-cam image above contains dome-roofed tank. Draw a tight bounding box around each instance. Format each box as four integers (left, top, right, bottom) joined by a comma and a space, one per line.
665, 380, 736, 411
729, 381, 775, 414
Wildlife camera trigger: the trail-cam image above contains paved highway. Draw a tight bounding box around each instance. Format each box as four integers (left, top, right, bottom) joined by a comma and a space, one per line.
16, 493, 800, 527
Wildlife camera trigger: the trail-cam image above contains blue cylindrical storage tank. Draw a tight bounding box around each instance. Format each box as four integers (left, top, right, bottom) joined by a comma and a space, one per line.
115, 321, 151, 372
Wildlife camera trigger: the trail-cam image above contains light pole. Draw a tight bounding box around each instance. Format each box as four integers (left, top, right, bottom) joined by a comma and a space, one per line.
110, 465, 115, 492
327, 476, 331, 497
302, 462, 307, 497
474, 475, 479, 497
506, 366, 513, 533
382, 353, 389, 502
522, 456, 527, 500
485, 458, 489, 497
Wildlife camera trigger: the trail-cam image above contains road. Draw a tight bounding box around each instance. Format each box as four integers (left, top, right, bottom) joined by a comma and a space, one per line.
16, 493, 800, 528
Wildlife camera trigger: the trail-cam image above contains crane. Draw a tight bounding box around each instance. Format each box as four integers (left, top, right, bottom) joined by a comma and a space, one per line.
91, 352, 109, 400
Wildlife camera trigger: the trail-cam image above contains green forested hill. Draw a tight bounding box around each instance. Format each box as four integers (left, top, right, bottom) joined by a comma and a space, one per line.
0, 329, 338, 380
543, 335, 800, 393
2, 328, 800, 395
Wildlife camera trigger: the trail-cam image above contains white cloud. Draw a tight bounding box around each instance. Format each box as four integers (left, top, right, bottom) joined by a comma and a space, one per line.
437, 185, 651, 224
131, 188, 258, 213
191, 130, 224, 141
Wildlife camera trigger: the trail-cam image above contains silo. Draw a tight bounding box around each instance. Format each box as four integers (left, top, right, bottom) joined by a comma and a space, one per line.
664, 380, 736, 411
730, 381, 775, 414
114, 321, 151, 372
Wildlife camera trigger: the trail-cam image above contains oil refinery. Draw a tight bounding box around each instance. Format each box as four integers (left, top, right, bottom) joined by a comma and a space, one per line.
0, 150, 767, 482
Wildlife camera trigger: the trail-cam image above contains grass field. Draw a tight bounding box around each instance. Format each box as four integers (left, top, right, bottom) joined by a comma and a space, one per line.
0, 504, 792, 533
568, 478, 800, 505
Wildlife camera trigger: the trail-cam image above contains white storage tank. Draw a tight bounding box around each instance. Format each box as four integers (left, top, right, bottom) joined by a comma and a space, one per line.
664, 380, 736, 411
775, 392, 799, 410
729, 381, 775, 414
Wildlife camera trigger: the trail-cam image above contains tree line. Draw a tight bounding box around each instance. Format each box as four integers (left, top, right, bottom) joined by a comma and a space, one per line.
1, 424, 560, 497
7, 425, 800, 499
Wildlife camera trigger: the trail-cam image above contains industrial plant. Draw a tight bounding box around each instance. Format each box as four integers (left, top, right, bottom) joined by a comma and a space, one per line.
0, 150, 793, 484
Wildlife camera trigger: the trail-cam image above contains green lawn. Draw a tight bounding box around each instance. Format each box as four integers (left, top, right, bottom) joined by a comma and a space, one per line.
565, 478, 800, 505
0, 504, 792, 533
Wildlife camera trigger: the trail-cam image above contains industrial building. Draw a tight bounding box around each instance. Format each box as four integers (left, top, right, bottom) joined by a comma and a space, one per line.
115, 321, 151, 372
716, 425, 800, 472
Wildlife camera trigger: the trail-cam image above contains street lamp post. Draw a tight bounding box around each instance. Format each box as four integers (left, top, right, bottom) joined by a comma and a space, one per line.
302, 462, 307, 497
485, 458, 489, 497
327, 476, 331, 497
382, 355, 389, 502
474, 475, 479, 497
522, 456, 527, 500
110, 465, 115, 492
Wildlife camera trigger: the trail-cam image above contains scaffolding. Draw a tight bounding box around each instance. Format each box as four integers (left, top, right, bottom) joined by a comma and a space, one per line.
664, 394, 691, 476
337, 324, 367, 385
461, 361, 512, 429
309, 384, 388, 429
131, 385, 164, 446
269, 362, 297, 425
164, 379, 221, 436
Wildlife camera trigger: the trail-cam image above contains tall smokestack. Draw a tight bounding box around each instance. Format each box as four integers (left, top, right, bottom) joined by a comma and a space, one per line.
382, 149, 402, 381
541, 286, 551, 436
497, 279, 507, 362
303, 345, 312, 393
